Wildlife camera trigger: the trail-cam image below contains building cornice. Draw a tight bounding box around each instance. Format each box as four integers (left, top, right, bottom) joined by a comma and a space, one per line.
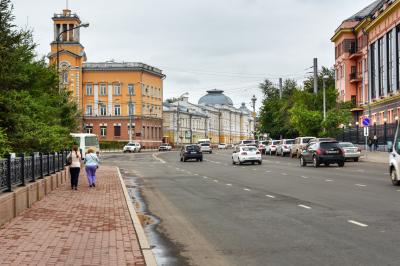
354, 18, 371, 33
365, 0, 400, 32
331, 28, 353, 42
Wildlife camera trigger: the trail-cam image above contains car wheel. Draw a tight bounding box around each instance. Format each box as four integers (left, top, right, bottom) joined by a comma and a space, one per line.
258, 160, 262, 165
180, 157, 183, 162
239, 160, 243, 165
354, 158, 359, 162
210, 151, 212, 154
313, 156, 319, 168
391, 169, 400, 186
338, 161, 345, 167
200, 157, 203, 162
300, 156, 306, 167
324, 163, 330, 167
232, 158, 236, 165
269, 151, 272, 156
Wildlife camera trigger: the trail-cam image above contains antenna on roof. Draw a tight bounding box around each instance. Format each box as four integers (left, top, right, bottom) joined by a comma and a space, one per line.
66, 0, 69, 9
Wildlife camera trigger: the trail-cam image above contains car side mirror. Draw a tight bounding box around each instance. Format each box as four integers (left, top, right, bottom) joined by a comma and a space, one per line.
387, 141, 393, 153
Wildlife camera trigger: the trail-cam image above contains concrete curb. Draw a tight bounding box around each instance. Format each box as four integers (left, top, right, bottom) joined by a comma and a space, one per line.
116, 167, 157, 266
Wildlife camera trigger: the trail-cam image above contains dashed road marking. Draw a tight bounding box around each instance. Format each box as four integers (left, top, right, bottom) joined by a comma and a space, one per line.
203, 176, 208, 179
348, 220, 368, 227
266, 194, 276, 199
281, 173, 288, 176
298, 204, 312, 210
266, 170, 271, 173
213, 180, 219, 183
301, 176, 309, 179
252, 169, 258, 171
244, 188, 251, 191
355, 184, 367, 187
226, 184, 232, 186
152, 153, 166, 164
193, 173, 199, 176
325, 179, 334, 182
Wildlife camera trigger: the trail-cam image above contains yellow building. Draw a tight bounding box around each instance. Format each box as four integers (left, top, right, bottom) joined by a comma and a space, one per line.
48, 9, 165, 147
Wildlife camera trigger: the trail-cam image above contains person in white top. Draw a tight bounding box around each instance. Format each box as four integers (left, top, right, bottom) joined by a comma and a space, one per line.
67, 145, 82, 190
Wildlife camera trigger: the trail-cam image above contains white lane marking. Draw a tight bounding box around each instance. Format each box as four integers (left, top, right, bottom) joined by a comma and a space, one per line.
213, 180, 219, 183
152, 153, 166, 164
298, 204, 312, 210
355, 184, 367, 187
301, 176, 309, 179
397, 189, 400, 192
193, 173, 199, 176
176, 168, 180, 171
242, 167, 246, 169
266, 170, 271, 173
252, 169, 257, 171
226, 184, 232, 186
244, 188, 251, 191
325, 179, 334, 182
203, 176, 208, 179
233, 166, 237, 168
348, 220, 368, 227
281, 173, 288, 176
266, 194, 276, 199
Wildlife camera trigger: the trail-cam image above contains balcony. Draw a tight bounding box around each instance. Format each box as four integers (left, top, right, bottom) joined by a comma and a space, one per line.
349, 72, 361, 83
349, 46, 362, 59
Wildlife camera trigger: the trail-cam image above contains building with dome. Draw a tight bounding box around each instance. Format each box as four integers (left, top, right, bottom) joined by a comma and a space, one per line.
163, 90, 254, 145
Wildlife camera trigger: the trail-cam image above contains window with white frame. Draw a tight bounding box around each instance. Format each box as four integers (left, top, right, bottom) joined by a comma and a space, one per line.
100, 104, 107, 116
114, 104, 121, 116
128, 103, 135, 115
128, 84, 134, 95
100, 84, 107, 96
86, 105, 92, 116
85, 126, 93, 134
86, 84, 93, 95
100, 126, 107, 137
114, 84, 121, 95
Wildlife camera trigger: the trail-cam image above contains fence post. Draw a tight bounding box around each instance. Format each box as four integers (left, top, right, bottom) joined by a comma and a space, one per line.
53, 152, 56, 174
31, 153, 36, 182
6, 154, 12, 192
20, 153, 25, 187
356, 124, 359, 144
47, 153, 51, 176
40, 152, 44, 179
62, 150, 65, 170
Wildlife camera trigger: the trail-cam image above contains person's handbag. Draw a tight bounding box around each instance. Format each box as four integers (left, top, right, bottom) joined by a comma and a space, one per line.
66, 155, 72, 166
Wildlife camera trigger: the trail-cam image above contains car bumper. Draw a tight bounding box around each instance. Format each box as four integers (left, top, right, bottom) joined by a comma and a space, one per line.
240, 156, 262, 162
317, 155, 345, 163
344, 152, 361, 158
184, 154, 203, 159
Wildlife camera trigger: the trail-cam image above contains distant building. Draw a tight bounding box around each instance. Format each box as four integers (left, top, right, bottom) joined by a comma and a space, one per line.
48, 9, 165, 147
163, 90, 254, 145
332, 0, 400, 125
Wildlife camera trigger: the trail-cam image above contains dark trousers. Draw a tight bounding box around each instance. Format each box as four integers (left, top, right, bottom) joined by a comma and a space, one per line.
70, 167, 80, 188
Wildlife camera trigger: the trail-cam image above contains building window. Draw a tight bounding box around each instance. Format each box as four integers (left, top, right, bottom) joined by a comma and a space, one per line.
128, 84, 134, 95
397, 26, 400, 90
114, 125, 121, 137
114, 104, 121, 116
62, 71, 68, 83
371, 42, 376, 99
114, 84, 121, 95
388, 31, 393, 93
100, 84, 107, 96
85, 126, 93, 134
100, 126, 107, 137
86, 84, 93, 95
86, 105, 92, 116
100, 104, 107, 116
128, 103, 135, 115
378, 37, 384, 97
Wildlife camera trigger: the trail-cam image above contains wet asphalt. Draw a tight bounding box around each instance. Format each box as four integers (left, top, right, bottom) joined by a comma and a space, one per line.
102, 150, 400, 266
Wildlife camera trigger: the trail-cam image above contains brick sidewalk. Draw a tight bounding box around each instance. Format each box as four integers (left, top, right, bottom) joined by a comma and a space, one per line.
0, 166, 146, 265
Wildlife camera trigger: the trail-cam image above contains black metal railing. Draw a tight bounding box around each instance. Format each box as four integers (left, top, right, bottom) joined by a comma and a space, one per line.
0, 150, 69, 193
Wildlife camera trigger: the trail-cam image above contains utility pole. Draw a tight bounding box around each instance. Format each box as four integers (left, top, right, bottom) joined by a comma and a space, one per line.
129, 93, 133, 143
313, 58, 318, 94
189, 113, 193, 144
251, 95, 257, 138
279, 78, 283, 99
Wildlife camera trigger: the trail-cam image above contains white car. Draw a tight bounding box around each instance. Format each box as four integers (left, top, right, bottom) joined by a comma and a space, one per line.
232, 146, 262, 165
199, 143, 212, 153
276, 139, 295, 157
265, 140, 280, 155
123, 142, 141, 153
218, 143, 226, 149
159, 143, 172, 151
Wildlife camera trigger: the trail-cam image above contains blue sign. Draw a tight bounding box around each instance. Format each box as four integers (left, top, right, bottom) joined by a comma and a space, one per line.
362, 117, 370, 127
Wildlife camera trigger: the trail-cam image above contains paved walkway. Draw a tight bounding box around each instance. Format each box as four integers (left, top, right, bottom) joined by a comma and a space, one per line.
0, 166, 146, 266
360, 151, 389, 164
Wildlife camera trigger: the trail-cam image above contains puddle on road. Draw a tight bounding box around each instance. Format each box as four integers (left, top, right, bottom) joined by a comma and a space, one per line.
121, 170, 187, 266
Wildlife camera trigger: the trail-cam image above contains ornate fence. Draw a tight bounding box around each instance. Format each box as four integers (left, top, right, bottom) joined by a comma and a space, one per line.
336, 123, 398, 146
0, 151, 69, 193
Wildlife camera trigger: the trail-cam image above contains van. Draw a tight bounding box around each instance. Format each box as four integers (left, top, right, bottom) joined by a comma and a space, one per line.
291, 137, 315, 158
70, 133, 100, 155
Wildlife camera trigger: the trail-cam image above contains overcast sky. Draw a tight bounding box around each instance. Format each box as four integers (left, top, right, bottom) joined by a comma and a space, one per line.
12, 0, 370, 109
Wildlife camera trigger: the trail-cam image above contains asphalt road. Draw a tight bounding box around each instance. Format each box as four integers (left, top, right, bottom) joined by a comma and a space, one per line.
102, 150, 400, 266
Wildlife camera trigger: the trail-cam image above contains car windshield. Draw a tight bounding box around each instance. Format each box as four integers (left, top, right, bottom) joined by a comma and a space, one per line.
285, 140, 294, 144
242, 147, 257, 152
339, 143, 354, 148
320, 142, 340, 149
243, 140, 254, 144
186, 145, 199, 151
303, 138, 314, 143
272, 141, 280, 145
127, 143, 135, 146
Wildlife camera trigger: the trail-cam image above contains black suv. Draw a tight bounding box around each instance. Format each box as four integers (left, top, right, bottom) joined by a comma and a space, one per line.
299, 141, 345, 167
180, 145, 203, 162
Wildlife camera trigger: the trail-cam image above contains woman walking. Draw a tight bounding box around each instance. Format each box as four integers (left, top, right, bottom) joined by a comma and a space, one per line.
84, 149, 100, 187
67, 145, 82, 190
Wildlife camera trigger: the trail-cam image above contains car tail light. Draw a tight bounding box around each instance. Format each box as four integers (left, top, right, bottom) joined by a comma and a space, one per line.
271, 145, 276, 148
283, 145, 288, 149
256, 151, 260, 155
316, 149, 322, 155
241, 152, 247, 155
340, 148, 345, 155
357, 147, 361, 152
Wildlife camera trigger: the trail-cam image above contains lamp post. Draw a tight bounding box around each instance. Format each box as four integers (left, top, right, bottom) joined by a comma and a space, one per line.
341, 124, 345, 141
251, 95, 257, 138
322, 75, 329, 122
348, 123, 352, 143
355, 122, 359, 144
373, 119, 377, 136
176, 92, 189, 146
56, 23, 89, 92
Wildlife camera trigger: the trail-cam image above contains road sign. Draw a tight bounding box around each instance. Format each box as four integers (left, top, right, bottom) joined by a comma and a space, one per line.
362, 117, 371, 127
364, 126, 369, 137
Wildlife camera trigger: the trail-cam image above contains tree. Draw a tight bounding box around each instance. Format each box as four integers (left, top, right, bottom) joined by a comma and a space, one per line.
0, 0, 78, 155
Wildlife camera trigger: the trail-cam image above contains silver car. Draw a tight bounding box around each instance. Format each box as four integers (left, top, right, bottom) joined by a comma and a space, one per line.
276, 139, 294, 157
338, 142, 361, 162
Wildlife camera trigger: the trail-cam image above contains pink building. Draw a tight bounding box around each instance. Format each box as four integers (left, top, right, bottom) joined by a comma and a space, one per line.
332, 0, 400, 125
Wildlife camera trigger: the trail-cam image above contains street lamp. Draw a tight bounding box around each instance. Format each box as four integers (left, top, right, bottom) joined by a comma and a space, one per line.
251, 95, 257, 138
348, 123, 352, 142
56, 23, 89, 92
355, 122, 359, 144
323, 75, 329, 121
176, 92, 189, 146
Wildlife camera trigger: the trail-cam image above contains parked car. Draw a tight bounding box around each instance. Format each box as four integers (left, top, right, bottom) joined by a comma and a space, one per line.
308, 137, 336, 145
180, 145, 203, 162
159, 143, 172, 151
239, 140, 257, 146
290, 137, 315, 158
123, 142, 141, 153
218, 143, 227, 149
338, 142, 361, 162
276, 139, 295, 156
258, 140, 268, 154
199, 143, 212, 153
388, 122, 400, 185
299, 141, 345, 167
265, 140, 281, 155
232, 145, 262, 165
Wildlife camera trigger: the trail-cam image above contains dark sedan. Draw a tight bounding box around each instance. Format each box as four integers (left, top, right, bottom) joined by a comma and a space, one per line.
180, 145, 203, 162
299, 141, 345, 167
